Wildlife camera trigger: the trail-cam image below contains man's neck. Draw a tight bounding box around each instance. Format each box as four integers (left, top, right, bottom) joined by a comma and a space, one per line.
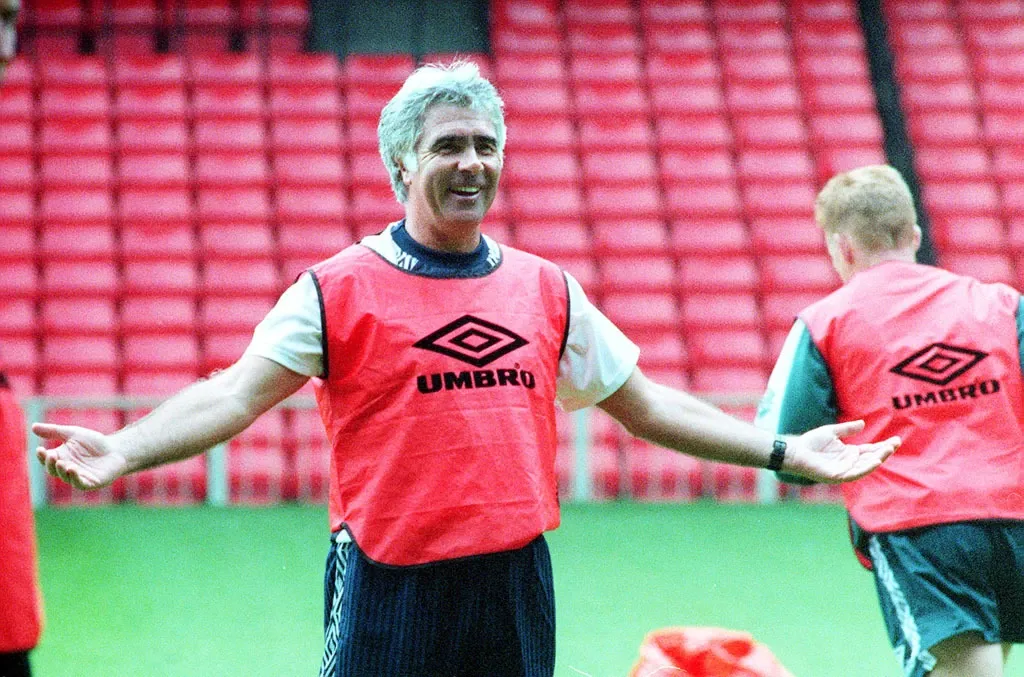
404, 217, 482, 254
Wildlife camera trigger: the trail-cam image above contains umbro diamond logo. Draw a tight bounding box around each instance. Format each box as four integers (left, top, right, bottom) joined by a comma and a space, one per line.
889, 343, 988, 386
413, 315, 529, 368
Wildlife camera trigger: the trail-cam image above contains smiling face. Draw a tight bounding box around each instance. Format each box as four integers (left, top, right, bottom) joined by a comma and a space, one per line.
400, 103, 502, 253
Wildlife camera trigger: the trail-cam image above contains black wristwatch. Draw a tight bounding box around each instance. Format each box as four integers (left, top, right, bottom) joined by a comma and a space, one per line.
766, 438, 787, 472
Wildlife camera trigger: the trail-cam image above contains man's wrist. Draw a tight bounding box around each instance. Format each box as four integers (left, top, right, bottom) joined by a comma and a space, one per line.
766, 438, 787, 472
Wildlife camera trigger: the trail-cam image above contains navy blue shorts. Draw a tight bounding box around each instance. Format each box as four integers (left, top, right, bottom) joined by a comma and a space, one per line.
318, 534, 556, 677
867, 520, 1024, 677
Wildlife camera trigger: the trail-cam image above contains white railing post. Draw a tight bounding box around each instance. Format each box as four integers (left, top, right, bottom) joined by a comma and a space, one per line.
572, 407, 591, 502
24, 397, 47, 509
206, 443, 228, 506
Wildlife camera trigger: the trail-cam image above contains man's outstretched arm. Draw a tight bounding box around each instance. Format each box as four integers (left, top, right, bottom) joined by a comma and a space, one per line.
34, 355, 310, 490
597, 368, 899, 484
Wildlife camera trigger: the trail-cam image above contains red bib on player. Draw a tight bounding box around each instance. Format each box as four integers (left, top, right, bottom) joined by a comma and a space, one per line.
801, 261, 1024, 533
311, 244, 568, 566
0, 382, 43, 652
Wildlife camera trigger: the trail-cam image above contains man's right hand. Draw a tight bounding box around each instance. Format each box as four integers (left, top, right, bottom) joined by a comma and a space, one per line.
34, 423, 128, 491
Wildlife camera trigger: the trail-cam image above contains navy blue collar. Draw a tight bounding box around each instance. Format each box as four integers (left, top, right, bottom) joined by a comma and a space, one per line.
389, 220, 499, 279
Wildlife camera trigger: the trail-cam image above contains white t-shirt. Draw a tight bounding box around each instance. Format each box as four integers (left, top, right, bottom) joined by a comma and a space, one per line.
244, 223, 639, 412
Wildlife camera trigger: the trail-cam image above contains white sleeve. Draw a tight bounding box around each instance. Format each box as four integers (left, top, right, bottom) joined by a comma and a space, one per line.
243, 272, 324, 378
556, 272, 640, 412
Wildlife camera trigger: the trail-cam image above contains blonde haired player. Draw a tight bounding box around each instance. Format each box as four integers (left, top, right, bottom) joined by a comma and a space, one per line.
758, 165, 1024, 677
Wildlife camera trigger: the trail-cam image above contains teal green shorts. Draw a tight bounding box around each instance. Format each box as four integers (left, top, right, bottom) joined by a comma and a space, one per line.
866, 521, 1024, 677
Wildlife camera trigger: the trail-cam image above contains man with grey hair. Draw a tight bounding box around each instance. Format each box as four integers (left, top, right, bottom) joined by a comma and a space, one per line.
757, 164, 1024, 677
36, 63, 898, 676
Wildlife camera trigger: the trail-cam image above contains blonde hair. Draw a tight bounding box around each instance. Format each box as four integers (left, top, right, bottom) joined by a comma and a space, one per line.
814, 165, 918, 252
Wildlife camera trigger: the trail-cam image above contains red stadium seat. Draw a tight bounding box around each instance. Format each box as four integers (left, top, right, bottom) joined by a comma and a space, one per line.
508, 186, 585, 222
0, 225, 35, 263
582, 149, 658, 186
680, 293, 762, 330
0, 85, 33, 121
202, 259, 282, 297
267, 53, 341, 86
118, 152, 189, 188
40, 298, 118, 336
39, 154, 114, 189
732, 114, 808, 149
195, 187, 271, 223
761, 291, 821, 331
749, 217, 823, 254
722, 50, 796, 82
587, 185, 663, 219
601, 292, 681, 332
689, 365, 767, 395
273, 152, 348, 188
111, 54, 185, 86
268, 84, 343, 119
569, 54, 643, 86
116, 120, 190, 153
43, 335, 120, 373
759, 254, 840, 293
743, 181, 817, 218
40, 189, 114, 225
600, 256, 677, 294
276, 187, 347, 224
120, 188, 193, 223
38, 224, 116, 261
687, 329, 768, 368
39, 85, 111, 120
123, 333, 201, 372
515, 221, 591, 257
270, 119, 344, 152
191, 84, 266, 120
922, 180, 1001, 216
678, 255, 759, 293
915, 146, 992, 180
503, 116, 576, 151
591, 219, 669, 257
649, 82, 723, 116
622, 439, 704, 501
736, 149, 815, 183
278, 221, 354, 260
578, 116, 655, 151
664, 182, 743, 219
199, 223, 275, 260
630, 327, 688, 370
193, 120, 266, 153
503, 150, 581, 188
199, 296, 274, 333
121, 297, 198, 334
120, 223, 196, 261
186, 52, 263, 86
566, 23, 642, 55
194, 152, 269, 188
945, 253, 1017, 285
494, 53, 566, 85
660, 149, 735, 184
114, 84, 188, 120
36, 56, 106, 86
668, 219, 752, 258
40, 120, 113, 155
0, 261, 38, 299
123, 260, 200, 297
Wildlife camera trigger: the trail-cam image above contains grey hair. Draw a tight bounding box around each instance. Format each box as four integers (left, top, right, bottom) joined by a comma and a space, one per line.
815, 164, 919, 252
377, 60, 506, 203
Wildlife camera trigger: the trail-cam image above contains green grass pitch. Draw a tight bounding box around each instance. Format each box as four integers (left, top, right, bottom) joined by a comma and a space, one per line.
32, 502, 1024, 676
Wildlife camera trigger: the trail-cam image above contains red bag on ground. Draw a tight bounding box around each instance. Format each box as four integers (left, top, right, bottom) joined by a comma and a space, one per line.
629, 626, 795, 677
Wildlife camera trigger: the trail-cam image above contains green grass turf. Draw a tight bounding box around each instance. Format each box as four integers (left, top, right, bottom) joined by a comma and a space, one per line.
32, 502, 1024, 676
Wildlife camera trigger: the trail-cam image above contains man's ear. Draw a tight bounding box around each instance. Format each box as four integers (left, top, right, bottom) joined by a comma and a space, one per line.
838, 232, 857, 266
912, 225, 922, 252
398, 154, 416, 186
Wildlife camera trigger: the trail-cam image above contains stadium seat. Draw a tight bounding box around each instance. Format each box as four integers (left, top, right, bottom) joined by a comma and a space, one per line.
503, 150, 580, 188
761, 291, 820, 331
678, 255, 759, 293
0, 261, 38, 300
915, 146, 992, 181
199, 223, 275, 260
759, 254, 840, 293
202, 259, 281, 297
120, 223, 196, 261
270, 118, 344, 152
508, 186, 585, 222
116, 120, 190, 154
122, 260, 200, 297
114, 84, 189, 120
689, 365, 767, 395
193, 120, 267, 154
680, 293, 762, 330
546, 254, 600, 296
922, 180, 1001, 216
742, 181, 817, 217
118, 153, 189, 188
909, 111, 983, 146
120, 188, 193, 223
649, 82, 723, 116
277, 222, 354, 260
660, 149, 735, 183
267, 53, 341, 87
664, 182, 743, 218
111, 54, 185, 86
186, 52, 263, 86
749, 217, 824, 254
601, 292, 680, 332
39, 85, 111, 121
494, 53, 566, 85
731, 114, 808, 149
348, 150, 393, 188
587, 185, 662, 219
737, 149, 815, 183
39, 154, 114, 190
932, 215, 1006, 253
668, 218, 752, 258
642, 23, 716, 54
194, 152, 269, 188
900, 80, 977, 112
43, 335, 120, 373
40, 120, 113, 155
582, 149, 658, 186
121, 297, 198, 334
591, 219, 669, 257
122, 333, 201, 372
687, 329, 768, 368
578, 116, 655, 151
345, 84, 401, 120
268, 84, 343, 119
195, 187, 272, 224
38, 224, 117, 261
945, 253, 1016, 285
600, 256, 677, 294
40, 372, 119, 398
0, 225, 35, 263
630, 327, 688, 370
191, 84, 266, 120
0, 86, 32, 121
40, 298, 118, 337
199, 296, 274, 334
515, 221, 591, 257
202, 330, 254, 372
503, 116, 576, 151
37, 55, 106, 86
622, 438, 704, 501
273, 152, 347, 188
500, 83, 572, 119
809, 112, 885, 147
276, 187, 347, 224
